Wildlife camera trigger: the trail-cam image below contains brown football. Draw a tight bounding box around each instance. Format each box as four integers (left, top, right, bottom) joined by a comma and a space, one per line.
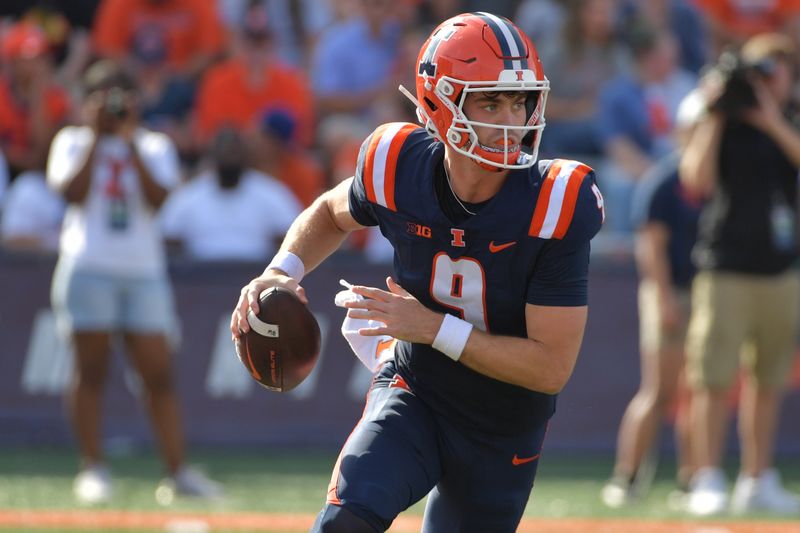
234, 286, 321, 392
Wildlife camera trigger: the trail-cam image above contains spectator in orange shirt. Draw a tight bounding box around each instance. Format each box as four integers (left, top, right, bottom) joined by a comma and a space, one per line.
0, 22, 70, 177
194, 2, 313, 145
251, 109, 324, 207
693, 0, 800, 52
92, 0, 224, 77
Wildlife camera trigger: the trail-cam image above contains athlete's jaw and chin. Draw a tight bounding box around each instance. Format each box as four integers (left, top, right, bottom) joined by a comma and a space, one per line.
461, 91, 528, 162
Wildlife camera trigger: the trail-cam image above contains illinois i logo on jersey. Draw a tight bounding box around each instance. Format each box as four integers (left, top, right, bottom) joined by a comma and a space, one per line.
450, 228, 466, 247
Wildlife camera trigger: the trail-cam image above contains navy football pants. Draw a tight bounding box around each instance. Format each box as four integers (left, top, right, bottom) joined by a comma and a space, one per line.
311, 363, 548, 532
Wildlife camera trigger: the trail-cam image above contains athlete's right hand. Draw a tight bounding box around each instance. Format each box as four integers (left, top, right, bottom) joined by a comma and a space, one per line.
230, 270, 308, 339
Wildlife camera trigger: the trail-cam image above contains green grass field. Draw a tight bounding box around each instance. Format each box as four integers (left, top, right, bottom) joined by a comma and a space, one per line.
1, 448, 799, 532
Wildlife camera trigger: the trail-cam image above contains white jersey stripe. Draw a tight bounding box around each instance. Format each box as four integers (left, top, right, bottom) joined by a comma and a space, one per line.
372, 122, 405, 208
539, 161, 580, 239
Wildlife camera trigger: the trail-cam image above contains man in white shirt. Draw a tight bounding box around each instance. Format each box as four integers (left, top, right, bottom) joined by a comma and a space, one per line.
47, 60, 220, 505
0, 170, 64, 252
160, 128, 301, 261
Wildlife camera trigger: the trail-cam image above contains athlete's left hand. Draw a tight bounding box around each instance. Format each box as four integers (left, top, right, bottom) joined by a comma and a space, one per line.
345, 277, 443, 344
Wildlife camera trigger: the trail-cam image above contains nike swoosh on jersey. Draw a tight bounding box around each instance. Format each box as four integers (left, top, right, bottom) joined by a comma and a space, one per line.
489, 241, 517, 253
512, 453, 540, 466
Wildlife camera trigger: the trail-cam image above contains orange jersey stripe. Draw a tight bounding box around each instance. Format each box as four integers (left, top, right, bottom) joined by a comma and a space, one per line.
362, 128, 385, 204
382, 124, 417, 211
528, 160, 561, 236
551, 164, 591, 239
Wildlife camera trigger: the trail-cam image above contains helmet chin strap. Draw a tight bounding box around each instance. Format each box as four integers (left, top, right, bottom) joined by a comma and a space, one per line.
474, 157, 506, 172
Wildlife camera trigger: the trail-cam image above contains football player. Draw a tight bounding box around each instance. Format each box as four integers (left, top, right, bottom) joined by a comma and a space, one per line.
232, 12, 604, 532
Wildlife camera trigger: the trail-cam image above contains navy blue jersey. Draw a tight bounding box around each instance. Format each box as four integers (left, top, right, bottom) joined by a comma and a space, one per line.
348, 123, 604, 435
631, 152, 702, 288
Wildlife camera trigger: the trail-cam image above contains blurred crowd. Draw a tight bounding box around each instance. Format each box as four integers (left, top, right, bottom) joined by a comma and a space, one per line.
0, 0, 800, 260
2, 0, 800, 512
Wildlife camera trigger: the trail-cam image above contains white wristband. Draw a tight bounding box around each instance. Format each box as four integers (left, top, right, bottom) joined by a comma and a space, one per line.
265, 251, 305, 282
431, 314, 473, 362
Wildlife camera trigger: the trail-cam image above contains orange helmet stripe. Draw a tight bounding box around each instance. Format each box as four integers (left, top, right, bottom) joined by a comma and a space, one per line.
472, 12, 529, 70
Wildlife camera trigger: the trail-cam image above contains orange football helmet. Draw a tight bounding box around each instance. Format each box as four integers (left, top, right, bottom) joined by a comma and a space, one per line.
400, 12, 549, 170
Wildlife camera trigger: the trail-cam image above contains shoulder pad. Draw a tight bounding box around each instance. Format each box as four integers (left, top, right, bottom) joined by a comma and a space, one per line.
360, 122, 420, 212
529, 159, 594, 239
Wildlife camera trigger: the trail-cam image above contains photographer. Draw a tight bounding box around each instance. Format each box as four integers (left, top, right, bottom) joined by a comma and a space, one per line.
47, 60, 220, 505
680, 34, 800, 516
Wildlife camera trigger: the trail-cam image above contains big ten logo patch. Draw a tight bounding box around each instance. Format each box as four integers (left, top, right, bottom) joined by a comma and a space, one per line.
407, 222, 432, 238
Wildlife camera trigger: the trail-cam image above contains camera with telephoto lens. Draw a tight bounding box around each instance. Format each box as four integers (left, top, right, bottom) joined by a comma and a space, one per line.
103, 87, 129, 119
707, 49, 775, 116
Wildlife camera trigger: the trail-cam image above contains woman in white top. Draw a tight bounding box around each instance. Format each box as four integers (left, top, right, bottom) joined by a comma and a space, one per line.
47, 61, 219, 504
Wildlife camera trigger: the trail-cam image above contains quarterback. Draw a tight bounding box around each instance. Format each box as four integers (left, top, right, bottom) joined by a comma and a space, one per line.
232, 11, 604, 532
